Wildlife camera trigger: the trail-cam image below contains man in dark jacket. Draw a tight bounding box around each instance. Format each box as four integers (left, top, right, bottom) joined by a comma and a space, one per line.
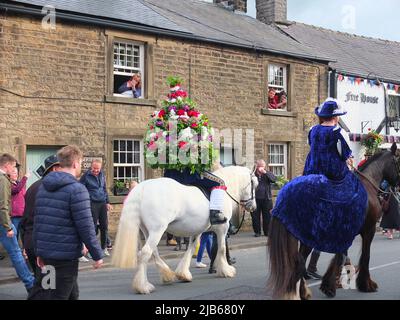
20, 154, 60, 275
33, 145, 103, 300
80, 159, 112, 256
252, 159, 277, 237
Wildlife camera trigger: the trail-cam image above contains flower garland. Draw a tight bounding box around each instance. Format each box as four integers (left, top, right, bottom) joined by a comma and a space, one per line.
144, 76, 217, 174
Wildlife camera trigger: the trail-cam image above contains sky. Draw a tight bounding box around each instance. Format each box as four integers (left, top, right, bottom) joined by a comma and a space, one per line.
246, 0, 400, 42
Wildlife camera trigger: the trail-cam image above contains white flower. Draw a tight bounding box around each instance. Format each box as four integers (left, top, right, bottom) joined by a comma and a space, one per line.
170, 85, 181, 91
150, 133, 157, 139
170, 98, 177, 103
170, 109, 176, 116
180, 127, 194, 140
170, 115, 179, 120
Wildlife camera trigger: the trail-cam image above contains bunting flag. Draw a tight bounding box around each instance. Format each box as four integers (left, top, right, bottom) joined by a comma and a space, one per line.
355, 78, 363, 85
339, 74, 399, 91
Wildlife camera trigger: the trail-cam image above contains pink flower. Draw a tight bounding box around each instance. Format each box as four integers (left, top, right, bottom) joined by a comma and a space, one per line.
178, 141, 187, 149
191, 123, 198, 129
148, 141, 157, 151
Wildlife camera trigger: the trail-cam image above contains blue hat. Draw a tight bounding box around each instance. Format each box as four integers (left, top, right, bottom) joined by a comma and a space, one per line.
315, 98, 347, 117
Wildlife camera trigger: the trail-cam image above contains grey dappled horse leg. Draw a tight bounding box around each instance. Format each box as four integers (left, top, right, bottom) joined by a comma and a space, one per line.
320, 253, 344, 298
133, 229, 164, 294
175, 236, 198, 282
214, 223, 236, 278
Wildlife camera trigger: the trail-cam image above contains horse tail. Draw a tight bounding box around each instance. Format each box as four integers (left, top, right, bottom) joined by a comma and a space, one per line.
111, 185, 142, 269
267, 217, 301, 299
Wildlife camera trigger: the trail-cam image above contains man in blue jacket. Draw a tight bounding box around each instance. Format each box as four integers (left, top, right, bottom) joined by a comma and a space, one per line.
80, 159, 112, 256
33, 145, 103, 300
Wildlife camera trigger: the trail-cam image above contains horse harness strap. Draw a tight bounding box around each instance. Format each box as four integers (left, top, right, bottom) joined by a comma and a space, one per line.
354, 168, 391, 196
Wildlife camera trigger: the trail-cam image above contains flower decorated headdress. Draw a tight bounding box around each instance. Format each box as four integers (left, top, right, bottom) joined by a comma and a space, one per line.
144, 76, 217, 174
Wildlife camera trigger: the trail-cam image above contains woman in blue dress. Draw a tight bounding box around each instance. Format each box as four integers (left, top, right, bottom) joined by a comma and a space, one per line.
271, 98, 367, 255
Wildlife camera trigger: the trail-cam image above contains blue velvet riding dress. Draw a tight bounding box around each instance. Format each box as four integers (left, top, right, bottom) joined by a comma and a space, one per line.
271, 125, 368, 253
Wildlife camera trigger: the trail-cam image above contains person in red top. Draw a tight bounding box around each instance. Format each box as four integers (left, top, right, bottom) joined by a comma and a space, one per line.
9, 166, 30, 241
267, 87, 287, 109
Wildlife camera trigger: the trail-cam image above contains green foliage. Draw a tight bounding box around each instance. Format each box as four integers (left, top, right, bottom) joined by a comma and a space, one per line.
274, 175, 289, 189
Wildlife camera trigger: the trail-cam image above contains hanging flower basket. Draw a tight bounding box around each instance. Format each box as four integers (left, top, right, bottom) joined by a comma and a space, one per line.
361, 129, 383, 155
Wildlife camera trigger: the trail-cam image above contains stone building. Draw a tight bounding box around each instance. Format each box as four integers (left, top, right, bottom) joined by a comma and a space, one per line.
0, 0, 330, 234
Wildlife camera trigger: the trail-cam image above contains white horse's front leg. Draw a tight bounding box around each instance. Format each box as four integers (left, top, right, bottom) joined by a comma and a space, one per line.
214, 224, 236, 278
175, 236, 197, 282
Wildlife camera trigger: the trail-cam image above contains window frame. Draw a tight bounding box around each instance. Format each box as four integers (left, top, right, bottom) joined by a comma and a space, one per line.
267, 142, 288, 178
112, 138, 145, 183
219, 144, 237, 167
266, 62, 289, 112
112, 39, 145, 99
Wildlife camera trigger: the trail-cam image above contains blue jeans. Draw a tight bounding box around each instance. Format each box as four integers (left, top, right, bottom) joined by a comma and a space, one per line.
0, 224, 34, 290
196, 232, 213, 263
11, 217, 22, 241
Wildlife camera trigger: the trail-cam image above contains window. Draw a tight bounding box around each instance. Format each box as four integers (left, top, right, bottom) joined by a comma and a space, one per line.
219, 145, 236, 166
268, 143, 288, 177
388, 93, 400, 118
113, 139, 144, 183
268, 64, 287, 91
267, 63, 288, 110
113, 40, 144, 98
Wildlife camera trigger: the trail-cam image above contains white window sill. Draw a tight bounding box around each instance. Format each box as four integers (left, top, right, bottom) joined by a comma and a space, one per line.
105, 95, 157, 107
261, 108, 297, 118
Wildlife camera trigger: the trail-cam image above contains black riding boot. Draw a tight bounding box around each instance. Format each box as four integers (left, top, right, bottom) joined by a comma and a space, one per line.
210, 210, 227, 225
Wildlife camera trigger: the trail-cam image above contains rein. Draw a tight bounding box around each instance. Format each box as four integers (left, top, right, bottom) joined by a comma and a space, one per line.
224, 174, 255, 235
353, 168, 391, 195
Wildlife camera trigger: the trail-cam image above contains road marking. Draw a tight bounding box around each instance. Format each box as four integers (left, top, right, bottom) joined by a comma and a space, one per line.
307, 260, 400, 288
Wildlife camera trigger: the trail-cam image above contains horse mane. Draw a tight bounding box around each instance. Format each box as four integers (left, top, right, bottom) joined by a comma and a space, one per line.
358, 151, 388, 172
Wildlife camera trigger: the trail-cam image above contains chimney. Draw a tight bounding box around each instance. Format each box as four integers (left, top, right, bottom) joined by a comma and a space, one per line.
256, 0, 287, 24
214, 0, 247, 13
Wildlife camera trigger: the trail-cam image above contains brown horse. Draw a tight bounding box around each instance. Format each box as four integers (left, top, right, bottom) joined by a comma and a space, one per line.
267, 143, 400, 300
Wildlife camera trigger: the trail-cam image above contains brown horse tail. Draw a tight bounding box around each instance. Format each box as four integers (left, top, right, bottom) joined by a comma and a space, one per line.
267, 217, 302, 299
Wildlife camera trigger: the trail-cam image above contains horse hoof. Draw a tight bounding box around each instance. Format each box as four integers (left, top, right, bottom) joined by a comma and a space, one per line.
357, 279, 378, 292
217, 265, 236, 278
134, 282, 155, 294
320, 282, 336, 298
176, 272, 193, 282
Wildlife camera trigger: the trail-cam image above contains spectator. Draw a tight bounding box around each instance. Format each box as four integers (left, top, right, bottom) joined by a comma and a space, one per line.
166, 232, 177, 246
174, 236, 189, 251
252, 159, 276, 237
0, 153, 34, 294
80, 159, 112, 257
195, 231, 213, 268
118, 72, 142, 98
32, 145, 103, 300
304, 249, 322, 280
379, 182, 400, 240
267, 87, 287, 110
20, 155, 60, 275
9, 166, 30, 241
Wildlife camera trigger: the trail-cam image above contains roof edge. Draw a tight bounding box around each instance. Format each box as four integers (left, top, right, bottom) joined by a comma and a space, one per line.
1, 1, 332, 64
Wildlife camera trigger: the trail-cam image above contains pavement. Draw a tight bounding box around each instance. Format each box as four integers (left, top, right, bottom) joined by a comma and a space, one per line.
0, 230, 267, 285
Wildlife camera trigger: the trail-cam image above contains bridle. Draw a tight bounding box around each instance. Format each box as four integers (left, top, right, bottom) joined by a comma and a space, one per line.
225, 173, 256, 235
225, 173, 255, 207
354, 155, 400, 195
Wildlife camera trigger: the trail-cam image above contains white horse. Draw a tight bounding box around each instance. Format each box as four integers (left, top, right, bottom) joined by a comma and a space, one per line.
111, 166, 258, 294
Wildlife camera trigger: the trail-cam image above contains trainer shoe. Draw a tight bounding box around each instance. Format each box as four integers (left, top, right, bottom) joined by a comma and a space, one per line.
79, 256, 89, 262
195, 262, 207, 268
103, 249, 110, 257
